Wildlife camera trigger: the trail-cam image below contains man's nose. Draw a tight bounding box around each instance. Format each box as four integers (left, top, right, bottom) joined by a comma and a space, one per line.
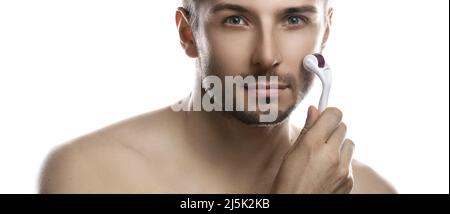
251, 29, 282, 71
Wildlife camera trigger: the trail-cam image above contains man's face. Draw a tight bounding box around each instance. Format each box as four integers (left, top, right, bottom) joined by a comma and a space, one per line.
194, 0, 330, 125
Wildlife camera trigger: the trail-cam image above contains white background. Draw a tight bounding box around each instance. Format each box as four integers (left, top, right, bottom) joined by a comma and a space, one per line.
0, 0, 448, 194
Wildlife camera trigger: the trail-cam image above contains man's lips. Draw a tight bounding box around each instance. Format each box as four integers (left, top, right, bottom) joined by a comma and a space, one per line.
243, 82, 288, 98
243, 82, 288, 90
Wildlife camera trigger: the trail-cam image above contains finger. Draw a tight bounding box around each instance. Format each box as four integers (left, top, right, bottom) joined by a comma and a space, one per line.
304, 105, 320, 130
326, 122, 347, 152
307, 107, 343, 143
340, 139, 355, 168
299, 106, 320, 137
287, 106, 320, 156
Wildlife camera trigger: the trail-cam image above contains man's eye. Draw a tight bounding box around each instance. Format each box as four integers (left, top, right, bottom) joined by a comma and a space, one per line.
286, 16, 308, 26
224, 16, 246, 26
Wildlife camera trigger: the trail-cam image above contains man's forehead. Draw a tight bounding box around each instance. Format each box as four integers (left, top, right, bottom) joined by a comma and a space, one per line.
200, 0, 326, 15
203, 0, 324, 8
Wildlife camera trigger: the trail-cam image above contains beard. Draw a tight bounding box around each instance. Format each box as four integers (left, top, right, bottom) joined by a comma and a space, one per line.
218, 82, 311, 126
227, 103, 296, 126
197, 56, 314, 127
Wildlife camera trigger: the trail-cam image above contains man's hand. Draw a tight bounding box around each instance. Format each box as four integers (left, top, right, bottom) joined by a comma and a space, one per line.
271, 106, 355, 194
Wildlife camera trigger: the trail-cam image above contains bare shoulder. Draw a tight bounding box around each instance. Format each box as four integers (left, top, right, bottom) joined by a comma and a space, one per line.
39, 106, 184, 193
39, 133, 114, 193
351, 159, 398, 194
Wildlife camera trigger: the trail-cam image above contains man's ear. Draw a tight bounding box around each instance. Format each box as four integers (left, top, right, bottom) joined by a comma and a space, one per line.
176, 7, 198, 58
320, 8, 334, 52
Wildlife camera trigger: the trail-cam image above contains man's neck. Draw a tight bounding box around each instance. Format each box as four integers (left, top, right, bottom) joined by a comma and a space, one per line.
182, 89, 295, 172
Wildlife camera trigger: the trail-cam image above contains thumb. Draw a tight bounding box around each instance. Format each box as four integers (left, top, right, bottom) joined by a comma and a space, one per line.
304, 105, 320, 130
287, 106, 320, 156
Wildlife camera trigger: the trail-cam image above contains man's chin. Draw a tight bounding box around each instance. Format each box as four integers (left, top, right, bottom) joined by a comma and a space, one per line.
226, 108, 293, 127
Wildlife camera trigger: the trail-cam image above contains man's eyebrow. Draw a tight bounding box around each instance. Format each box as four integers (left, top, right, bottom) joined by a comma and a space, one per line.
210, 3, 251, 14
209, 3, 318, 16
280, 5, 318, 14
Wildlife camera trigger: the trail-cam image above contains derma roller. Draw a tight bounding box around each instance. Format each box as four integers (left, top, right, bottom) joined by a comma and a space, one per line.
303, 53, 332, 112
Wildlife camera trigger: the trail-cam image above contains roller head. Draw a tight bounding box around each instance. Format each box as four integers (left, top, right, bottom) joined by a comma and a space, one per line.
303, 53, 326, 73
302, 53, 332, 112
313, 53, 325, 68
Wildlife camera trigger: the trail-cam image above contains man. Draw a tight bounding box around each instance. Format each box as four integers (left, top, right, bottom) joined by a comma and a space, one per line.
40, 0, 396, 193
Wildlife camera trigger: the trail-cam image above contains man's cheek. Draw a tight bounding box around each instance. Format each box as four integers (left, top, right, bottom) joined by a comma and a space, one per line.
210, 49, 250, 76
208, 33, 254, 75
278, 30, 320, 59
